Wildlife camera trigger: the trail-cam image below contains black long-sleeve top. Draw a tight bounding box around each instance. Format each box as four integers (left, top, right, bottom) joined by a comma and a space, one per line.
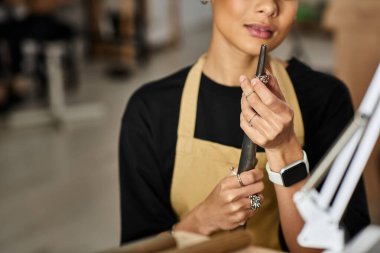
119, 58, 370, 249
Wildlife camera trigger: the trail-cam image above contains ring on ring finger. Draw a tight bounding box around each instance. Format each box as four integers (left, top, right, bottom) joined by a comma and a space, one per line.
249, 194, 262, 211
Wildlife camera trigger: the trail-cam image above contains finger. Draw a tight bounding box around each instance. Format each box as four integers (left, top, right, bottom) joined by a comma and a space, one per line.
241, 94, 268, 127
230, 211, 249, 227
240, 99, 258, 126
226, 168, 264, 189
242, 84, 278, 123
240, 113, 264, 144
239, 169, 264, 185
252, 77, 291, 121
241, 92, 284, 139
265, 71, 285, 101
222, 175, 239, 191
241, 108, 277, 143
234, 181, 264, 199
223, 173, 251, 191
251, 78, 282, 110
240, 75, 253, 99
240, 113, 268, 146
223, 186, 241, 203
232, 170, 264, 190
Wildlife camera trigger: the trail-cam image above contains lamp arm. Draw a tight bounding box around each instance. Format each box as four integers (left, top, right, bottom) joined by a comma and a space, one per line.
294, 64, 380, 252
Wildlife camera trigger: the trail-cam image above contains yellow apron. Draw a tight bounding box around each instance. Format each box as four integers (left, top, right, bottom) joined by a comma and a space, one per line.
170, 54, 304, 250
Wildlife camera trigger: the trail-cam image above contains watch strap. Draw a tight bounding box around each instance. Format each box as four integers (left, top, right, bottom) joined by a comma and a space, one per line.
265, 150, 309, 186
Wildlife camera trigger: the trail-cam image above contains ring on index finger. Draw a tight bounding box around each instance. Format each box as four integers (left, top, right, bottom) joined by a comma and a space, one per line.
230, 166, 237, 176
236, 173, 245, 187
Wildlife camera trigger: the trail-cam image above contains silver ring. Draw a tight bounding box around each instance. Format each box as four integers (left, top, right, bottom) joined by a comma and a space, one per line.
248, 112, 257, 127
245, 91, 254, 101
248, 113, 255, 124
236, 173, 245, 187
230, 166, 237, 176
249, 194, 261, 210
257, 75, 269, 85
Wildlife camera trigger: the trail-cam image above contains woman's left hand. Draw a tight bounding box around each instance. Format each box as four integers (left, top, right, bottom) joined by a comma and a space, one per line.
240, 75, 318, 253
239, 74, 296, 152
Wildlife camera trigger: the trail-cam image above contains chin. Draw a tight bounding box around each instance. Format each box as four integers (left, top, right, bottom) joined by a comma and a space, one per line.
240, 40, 272, 56
243, 38, 284, 56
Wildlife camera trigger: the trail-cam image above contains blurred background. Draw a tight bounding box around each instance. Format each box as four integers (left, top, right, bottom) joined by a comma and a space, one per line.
0, 0, 379, 252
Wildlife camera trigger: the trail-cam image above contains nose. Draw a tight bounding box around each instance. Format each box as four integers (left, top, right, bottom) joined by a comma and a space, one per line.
255, 0, 278, 18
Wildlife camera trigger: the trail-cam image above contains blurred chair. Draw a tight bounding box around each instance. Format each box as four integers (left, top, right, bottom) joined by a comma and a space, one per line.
88, 0, 138, 68
0, 0, 105, 127
0, 0, 79, 112
8, 42, 104, 127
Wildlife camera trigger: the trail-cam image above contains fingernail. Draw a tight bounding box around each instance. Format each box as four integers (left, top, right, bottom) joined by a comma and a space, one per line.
240, 75, 246, 83
251, 78, 258, 86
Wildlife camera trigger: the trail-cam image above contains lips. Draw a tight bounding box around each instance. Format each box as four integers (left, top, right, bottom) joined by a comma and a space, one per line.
244, 24, 274, 39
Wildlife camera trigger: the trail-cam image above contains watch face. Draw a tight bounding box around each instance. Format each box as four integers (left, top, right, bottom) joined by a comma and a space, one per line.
282, 162, 308, 187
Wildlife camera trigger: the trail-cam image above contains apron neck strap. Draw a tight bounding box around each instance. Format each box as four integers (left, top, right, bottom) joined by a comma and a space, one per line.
177, 54, 207, 137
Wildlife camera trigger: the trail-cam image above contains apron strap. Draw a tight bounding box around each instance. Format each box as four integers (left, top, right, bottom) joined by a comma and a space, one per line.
177, 54, 207, 138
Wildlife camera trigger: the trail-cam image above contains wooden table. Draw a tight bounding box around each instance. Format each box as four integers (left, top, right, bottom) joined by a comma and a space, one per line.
102, 230, 284, 253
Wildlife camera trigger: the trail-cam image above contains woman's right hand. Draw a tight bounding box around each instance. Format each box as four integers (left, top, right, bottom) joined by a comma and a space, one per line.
175, 168, 265, 235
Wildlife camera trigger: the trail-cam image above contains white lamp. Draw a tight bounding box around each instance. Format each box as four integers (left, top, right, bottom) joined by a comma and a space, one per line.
294, 64, 380, 253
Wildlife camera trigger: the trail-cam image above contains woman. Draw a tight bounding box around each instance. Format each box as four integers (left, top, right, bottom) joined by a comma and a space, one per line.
119, 0, 370, 252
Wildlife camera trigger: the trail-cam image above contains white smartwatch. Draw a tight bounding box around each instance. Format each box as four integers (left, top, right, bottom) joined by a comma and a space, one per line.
265, 150, 309, 187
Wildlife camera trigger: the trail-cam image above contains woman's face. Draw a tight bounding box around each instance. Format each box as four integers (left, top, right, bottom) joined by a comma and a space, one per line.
211, 0, 298, 55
